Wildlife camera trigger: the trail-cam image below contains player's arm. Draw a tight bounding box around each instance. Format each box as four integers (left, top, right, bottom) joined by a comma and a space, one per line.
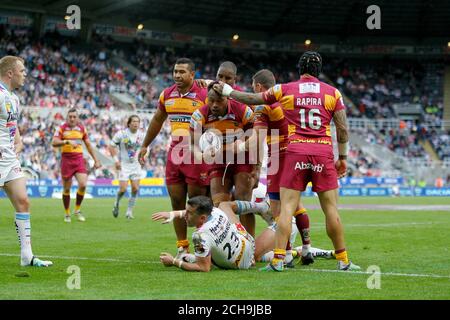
14, 128, 23, 154
108, 144, 121, 170
333, 109, 349, 178
213, 82, 265, 105
109, 133, 121, 170
152, 210, 186, 224
52, 134, 73, 147
189, 110, 206, 161
159, 252, 212, 272
138, 108, 168, 165
83, 137, 101, 169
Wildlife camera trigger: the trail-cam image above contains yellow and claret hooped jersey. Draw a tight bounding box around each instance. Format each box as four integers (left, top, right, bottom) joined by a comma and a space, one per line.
190, 99, 254, 145
54, 122, 87, 158
158, 81, 207, 148
262, 74, 346, 158
253, 102, 288, 157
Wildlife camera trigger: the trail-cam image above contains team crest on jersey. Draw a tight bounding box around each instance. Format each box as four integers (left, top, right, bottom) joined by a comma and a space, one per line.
193, 233, 206, 254
165, 100, 175, 107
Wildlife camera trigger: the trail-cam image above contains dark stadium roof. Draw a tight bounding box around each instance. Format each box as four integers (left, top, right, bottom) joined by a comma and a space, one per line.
2, 0, 450, 39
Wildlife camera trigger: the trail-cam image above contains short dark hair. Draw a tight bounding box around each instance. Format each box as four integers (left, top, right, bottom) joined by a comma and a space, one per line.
219, 61, 237, 74
175, 58, 195, 72
207, 81, 224, 99
298, 51, 322, 77
187, 196, 213, 216
127, 114, 140, 127
252, 69, 276, 89
67, 107, 78, 115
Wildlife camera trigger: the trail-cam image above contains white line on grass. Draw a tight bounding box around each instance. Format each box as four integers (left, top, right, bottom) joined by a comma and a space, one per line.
1, 253, 449, 279
310, 222, 435, 229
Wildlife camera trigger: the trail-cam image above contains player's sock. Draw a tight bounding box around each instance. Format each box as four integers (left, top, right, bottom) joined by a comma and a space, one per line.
176, 239, 190, 251
74, 189, 85, 213
260, 251, 274, 262
335, 248, 349, 265
115, 191, 125, 207
271, 248, 286, 265
63, 191, 70, 215
15, 212, 33, 266
126, 191, 137, 215
294, 208, 311, 254
235, 200, 269, 215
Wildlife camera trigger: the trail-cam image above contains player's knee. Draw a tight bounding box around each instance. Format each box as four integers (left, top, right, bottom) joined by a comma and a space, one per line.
78, 184, 87, 191
131, 187, 139, 194
16, 196, 30, 212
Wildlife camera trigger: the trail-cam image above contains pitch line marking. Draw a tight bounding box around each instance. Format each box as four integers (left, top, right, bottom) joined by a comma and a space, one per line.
1, 253, 449, 279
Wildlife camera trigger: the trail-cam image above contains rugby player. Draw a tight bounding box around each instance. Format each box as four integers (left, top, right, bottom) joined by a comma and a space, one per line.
52, 108, 101, 222
110, 115, 146, 219
0, 55, 52, 267
154, 195, 255, 271
189, 83, 256, 236
138, 58, 209, 258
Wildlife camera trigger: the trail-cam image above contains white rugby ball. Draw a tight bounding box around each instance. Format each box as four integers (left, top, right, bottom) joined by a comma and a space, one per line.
199, 131, 222, 153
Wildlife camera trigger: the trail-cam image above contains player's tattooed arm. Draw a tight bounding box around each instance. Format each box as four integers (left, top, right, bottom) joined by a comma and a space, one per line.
333, 110, 349, 161
333, 110, 349, 143
212, 82, 265, 105
230, 91, 266, 105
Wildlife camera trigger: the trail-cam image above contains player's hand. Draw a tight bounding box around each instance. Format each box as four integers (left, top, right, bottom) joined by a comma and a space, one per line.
152, 211, 174, 224
138, 148, 148, 166
213, 82, 233, 97
335, 159, 347, 178
160, 252, 175, 267
115, 161, 121, 171
94, 159, 102, 169
195, 79, 212, 88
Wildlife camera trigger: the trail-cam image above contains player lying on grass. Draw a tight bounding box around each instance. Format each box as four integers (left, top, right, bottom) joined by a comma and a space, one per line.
217, 200, 334, 266
153, 197, 333, 271
153, 195, 255, 272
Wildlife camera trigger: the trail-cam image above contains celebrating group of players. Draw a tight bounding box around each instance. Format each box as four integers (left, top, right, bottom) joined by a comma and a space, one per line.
145, 53, 360, 272
0, 51, 360, 272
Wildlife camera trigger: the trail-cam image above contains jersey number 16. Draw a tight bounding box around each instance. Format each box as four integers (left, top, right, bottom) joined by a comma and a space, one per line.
299, 108, 321, 130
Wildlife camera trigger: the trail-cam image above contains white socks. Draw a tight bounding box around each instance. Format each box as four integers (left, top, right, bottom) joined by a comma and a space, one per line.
15, 212, 33, 266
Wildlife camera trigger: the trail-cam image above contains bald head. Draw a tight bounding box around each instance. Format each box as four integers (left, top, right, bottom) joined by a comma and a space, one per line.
217, 61, 238, 86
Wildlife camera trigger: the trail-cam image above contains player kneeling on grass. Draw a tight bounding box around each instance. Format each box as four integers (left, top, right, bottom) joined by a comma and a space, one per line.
153, 195, 255, 272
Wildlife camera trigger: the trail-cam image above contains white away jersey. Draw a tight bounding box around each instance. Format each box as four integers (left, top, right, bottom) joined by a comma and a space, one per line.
0, 83, 20, 162
111, 128, 145, 164
192, 208, 253, 269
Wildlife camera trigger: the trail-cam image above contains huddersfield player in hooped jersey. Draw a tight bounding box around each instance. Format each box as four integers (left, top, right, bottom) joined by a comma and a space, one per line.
242, 69, 314, 265
138, 58, 209, 259
52, 108, 101, 223
213, 52, 360, 271
189, 83, 257, 236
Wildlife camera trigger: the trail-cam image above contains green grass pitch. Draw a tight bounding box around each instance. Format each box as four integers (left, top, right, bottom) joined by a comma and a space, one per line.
1, 196, 449, 300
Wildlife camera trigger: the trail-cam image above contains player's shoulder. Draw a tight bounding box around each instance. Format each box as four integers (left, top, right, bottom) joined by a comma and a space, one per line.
318, 80, 340, 95
160, 84, 178, 99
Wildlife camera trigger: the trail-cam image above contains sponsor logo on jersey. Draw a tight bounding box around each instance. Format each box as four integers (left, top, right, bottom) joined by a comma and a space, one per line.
299, 82, 320, 94
186, 92, 197, 99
